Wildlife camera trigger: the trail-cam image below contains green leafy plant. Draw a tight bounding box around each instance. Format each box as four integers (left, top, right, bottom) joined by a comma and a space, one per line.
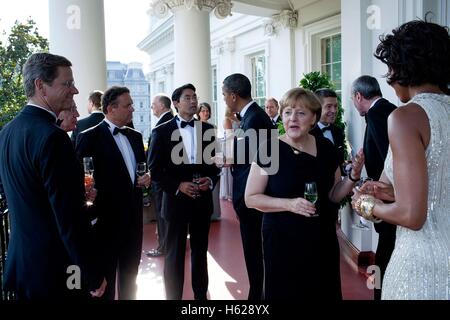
0, 19, 48, 128
299, 71, 351, 208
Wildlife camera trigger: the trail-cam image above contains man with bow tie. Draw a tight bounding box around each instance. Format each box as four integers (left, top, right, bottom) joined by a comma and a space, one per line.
148, 83, 219, 300
75, 86, 150, 300
310, 88, 346, 169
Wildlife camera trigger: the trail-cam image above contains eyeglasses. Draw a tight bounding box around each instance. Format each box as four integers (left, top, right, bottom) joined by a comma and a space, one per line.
181, 95, 198, 102
61, 80, 76, 89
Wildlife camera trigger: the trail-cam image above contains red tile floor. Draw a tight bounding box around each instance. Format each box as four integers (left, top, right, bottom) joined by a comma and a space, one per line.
136, 200, 373, 300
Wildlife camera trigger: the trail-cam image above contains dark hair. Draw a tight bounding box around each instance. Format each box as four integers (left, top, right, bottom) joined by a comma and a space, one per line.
157, 95, 171, 110
23, 53, 72, 98
374, 20, 450, 93
351, 76, 382, 99
197, 102, 211, 119
171, 83, 196, 102
89, 90, 103, 109
102, 86, 130, 114
314, 88, 338, 103
223, 73, 252, 99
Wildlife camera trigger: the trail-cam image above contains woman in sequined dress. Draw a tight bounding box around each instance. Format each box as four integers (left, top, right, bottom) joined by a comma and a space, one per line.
352, 20, 450, 300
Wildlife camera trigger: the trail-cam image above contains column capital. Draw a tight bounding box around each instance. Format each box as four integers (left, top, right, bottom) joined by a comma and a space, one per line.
263, 9, 298, 37
150, 0, 233, 19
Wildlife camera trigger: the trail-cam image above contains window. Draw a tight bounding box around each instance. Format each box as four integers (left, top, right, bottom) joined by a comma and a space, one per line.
158, 81, 165, 93
250, 53, 266, 107
320, 34, 341, 92
140, 101, 144, 109
140, 115, 144, 123
211, 65, 218, 126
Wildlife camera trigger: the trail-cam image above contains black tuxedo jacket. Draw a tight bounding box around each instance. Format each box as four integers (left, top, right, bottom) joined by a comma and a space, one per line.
147, 118, 220, 222
75, 121, 146, 262
364, 98, 397, 180
0, 105, 101, 298
310, 123, 346, 168
232, 102, 275, 214
71, 112, 105, 145
146, 111, 174, 157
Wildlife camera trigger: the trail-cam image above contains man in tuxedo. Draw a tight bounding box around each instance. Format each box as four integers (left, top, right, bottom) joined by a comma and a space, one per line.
222, 73, 274, 300
148, 84, 219, 300
351, 75, 397, 300
146, 94, 174, 257
71, 90, 104, 145
75, 86, 150, 300
0, 53, 105, 299
310, 88, 346, 168
264, 97, 282, 127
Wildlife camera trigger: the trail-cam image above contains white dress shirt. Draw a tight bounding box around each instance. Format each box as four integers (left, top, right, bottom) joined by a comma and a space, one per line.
104, 118, 136, 184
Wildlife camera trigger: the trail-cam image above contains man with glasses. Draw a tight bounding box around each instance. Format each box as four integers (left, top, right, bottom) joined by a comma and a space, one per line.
75, 86, 150, 300
0, 53, 105, 299
148, 83, 219, 300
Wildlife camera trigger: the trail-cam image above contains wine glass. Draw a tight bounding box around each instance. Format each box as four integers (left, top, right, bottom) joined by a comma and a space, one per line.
215, 138, 226, 168
136, 162, 147, 188
304, 182, 318, 217
192, 173, 201, 199
83, 157, 95, 206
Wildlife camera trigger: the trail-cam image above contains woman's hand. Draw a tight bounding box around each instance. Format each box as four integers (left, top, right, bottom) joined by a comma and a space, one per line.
287, 197, 316, 217
362, 181, 395, 202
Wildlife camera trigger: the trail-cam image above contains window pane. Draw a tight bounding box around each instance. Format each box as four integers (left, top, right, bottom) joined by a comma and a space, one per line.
332, 34, 341, 62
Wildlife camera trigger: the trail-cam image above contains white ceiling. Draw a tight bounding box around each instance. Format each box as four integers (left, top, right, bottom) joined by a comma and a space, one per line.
233, 0, 320, 17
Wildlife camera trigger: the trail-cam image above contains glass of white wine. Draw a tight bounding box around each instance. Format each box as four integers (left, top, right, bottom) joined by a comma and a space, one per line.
304, 182, 318, 217
83, 157, 95, 206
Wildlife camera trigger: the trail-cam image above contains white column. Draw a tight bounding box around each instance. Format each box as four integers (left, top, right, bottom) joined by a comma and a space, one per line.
173, 8, 212, 103
48, 0, 107, 118
150, 0, 232, 106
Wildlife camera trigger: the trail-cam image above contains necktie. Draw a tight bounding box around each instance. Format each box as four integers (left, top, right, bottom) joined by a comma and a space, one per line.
321, 126, 332, 132
113, 127, 128, 136
180, 120, 195, 128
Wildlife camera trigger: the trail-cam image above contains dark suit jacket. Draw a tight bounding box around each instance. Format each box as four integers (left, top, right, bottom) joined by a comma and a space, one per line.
364, 98, 397, 180
146, 111, 174, 158
0, 105, 101, 298
71, 112, 105, 145
75, 121, 146, 263
363, 98, 396, 236
147, 118, 220, 222
310, 123, 346, 169
232, 102, 275, 214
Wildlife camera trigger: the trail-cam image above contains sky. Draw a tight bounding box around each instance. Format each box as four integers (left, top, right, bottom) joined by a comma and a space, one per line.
0, 0, 151, 73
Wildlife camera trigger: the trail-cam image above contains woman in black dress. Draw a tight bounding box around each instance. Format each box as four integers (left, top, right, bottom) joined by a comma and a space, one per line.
245, 88, 364, 300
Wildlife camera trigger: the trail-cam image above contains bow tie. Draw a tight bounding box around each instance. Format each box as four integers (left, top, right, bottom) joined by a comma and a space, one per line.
113, 127, 128, 136
321, 126, 332, 132
180, 119, 195, 128
235, 113, 242, 121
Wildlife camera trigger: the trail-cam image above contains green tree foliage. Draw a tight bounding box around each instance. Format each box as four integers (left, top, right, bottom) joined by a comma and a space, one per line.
0, 19, 48, 127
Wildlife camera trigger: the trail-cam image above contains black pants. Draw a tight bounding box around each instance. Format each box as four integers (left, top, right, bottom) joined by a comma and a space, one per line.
164, 215, 211, 300
235, 206, 264, 300
152, 182, 168, 252
374, 222, 396, 300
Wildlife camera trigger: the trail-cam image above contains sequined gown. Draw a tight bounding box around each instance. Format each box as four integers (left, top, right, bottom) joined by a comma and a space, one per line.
382, 93, 450, 300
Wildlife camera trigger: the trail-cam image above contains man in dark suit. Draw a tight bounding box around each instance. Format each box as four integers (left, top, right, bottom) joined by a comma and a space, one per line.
310, 88, 346, 168
75, 86, 150, 300
0, 53, 105, 299
351, 75, 397, 300
222, 74, 274, 300
148, 83, 219, 300
71, 90, 104, 144
146, 94, 174, 257
264, 97, 282, 127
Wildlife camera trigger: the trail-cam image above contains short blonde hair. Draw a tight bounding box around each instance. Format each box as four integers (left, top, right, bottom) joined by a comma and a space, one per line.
279, 88, 322, 124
